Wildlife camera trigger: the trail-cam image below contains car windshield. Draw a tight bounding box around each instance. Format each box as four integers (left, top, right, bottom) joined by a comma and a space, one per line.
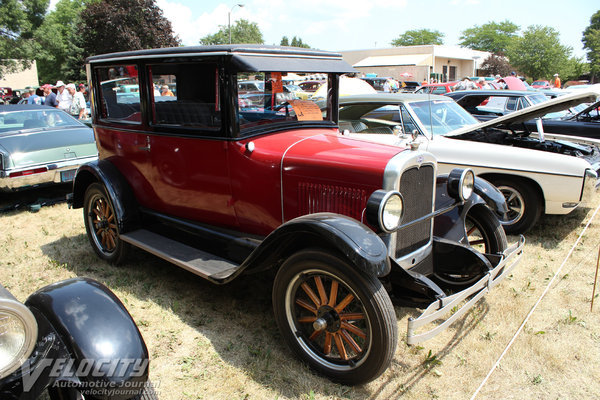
0, 109, 81, 133
408, 99, 480, 136
525, 94, 548, 106
237, 71, 335, 136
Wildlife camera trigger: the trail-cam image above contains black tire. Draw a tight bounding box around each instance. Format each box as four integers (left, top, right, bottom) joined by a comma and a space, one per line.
489, 177, 543, 234
465, 205, 508, 254
433, 205, 508, 290
83, 182, 129, 265
272, 249, 397, 385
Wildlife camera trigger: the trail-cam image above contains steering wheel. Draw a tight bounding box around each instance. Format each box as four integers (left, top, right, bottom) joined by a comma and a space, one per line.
273, 102, 291, 117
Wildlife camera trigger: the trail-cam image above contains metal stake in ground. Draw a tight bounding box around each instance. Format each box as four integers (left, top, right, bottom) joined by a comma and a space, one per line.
592, 245, 600, 312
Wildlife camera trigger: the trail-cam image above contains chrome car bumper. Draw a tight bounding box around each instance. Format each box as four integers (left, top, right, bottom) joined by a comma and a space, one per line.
0, 155, 98, 191
407, 235, 525, 344
580, 168, 599, 205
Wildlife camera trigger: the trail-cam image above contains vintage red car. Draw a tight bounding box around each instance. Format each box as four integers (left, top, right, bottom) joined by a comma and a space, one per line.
70, 45, 523, 384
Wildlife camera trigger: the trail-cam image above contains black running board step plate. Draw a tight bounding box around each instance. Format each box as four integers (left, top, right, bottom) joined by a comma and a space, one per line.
120, 229, 240, 280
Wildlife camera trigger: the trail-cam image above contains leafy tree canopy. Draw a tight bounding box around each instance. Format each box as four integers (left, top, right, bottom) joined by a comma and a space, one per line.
34, 0, 89, 83
281, 36, 309, 48
505, 25, 573, 80
79, 0, 179, 57
479, 53, 515, 77
459, 20, 520, 53
0, 0, 48, 78
391, 29, 444, 46
583, 9, 600, 81
200, 19, 263, 45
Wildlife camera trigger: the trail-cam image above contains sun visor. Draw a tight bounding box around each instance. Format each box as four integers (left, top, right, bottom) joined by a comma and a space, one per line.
229, 54, 356, 74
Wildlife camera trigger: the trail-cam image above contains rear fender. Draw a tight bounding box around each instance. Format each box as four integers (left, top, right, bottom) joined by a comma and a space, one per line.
25, 278, 148, 400
71, 159, 139, 232
240, 213, 391, 278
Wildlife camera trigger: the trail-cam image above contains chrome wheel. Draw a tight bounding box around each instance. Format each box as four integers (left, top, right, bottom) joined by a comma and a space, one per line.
498, 185, 525, 225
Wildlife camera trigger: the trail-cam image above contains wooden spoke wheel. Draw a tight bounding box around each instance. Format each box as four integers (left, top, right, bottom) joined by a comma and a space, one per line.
83, 183, 128, 264
273, 249, 397, 385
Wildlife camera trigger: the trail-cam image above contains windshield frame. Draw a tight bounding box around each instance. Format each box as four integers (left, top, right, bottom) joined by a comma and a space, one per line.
405, 99, 481, 137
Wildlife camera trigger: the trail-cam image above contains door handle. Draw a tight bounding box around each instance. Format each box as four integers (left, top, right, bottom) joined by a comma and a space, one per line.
138, 136, 151, 152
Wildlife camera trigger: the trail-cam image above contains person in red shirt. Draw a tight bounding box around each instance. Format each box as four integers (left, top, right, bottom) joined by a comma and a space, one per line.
553, 73, 561, 88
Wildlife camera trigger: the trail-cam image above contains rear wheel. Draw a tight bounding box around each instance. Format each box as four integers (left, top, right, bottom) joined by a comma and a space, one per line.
83, 182, 129, 265
272, 249, 397, 385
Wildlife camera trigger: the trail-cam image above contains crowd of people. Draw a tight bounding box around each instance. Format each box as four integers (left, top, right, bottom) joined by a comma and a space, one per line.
17, 80, 89, 120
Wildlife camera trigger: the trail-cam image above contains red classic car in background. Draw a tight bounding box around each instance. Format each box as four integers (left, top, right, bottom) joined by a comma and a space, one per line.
70, 45, 523, 384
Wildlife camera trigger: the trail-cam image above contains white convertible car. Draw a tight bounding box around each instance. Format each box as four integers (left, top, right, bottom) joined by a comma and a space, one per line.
337, 91, 600, 233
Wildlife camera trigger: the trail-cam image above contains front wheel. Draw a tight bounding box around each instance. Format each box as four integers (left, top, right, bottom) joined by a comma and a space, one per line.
489, 178, 543, 234
272, 249, 397, 385
434, 205, 508, 290
83, 182, 129, 265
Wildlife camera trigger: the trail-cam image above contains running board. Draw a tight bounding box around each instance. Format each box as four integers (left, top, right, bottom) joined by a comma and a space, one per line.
120, 229, 240, 282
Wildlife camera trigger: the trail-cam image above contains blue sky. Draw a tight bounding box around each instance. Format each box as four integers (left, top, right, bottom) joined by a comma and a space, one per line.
51, 0, 597, 58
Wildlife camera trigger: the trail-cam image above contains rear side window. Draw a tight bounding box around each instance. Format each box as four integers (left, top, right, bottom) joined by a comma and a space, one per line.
95, 65, 141, 124
148, 63, 221, 132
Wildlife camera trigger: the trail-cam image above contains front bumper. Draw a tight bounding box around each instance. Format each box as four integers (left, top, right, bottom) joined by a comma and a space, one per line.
580, 168, 600, 205
406, 235, 525, 344
0, 155, 97, 191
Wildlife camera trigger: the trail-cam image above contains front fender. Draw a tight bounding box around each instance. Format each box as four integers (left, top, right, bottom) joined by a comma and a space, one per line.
240, 213, 391, 278
434, 174, 506, 242
25, 278, 148, 400
71, 159, 139, 233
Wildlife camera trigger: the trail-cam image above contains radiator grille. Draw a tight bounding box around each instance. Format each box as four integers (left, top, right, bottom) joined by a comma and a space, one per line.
298, 183, 367, 222
395, 165, 434, 259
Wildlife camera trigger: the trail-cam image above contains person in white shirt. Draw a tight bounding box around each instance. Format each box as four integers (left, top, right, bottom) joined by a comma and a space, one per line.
55, 80, 73, 112
66, 83, 87, 120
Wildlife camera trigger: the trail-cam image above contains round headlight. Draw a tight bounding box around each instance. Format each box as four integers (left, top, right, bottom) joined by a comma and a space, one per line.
0, 299, 38, 379
381, 192, 404, 232
460, 169, 475, 201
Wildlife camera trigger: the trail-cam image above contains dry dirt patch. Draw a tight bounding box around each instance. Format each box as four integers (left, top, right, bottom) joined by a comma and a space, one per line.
1, 191, 599, 400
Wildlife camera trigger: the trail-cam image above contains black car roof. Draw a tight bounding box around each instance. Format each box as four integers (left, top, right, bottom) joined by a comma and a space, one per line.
86, 45, 356, 74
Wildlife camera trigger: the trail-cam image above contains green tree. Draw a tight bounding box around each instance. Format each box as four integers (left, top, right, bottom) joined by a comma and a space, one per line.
506, 25, 572, 80
79, 0, 179, 57
200, 19, 263, 45
280, 36, 289, 46
34, 0, 89, 84
290, 36, 309, 48
0, 0, 48, 79
582, 10, 600, 82
391, 29, 444, 46
459, 20, 520, 53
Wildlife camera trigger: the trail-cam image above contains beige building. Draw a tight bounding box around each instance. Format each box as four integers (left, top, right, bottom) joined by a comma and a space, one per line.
0, 60, 39, 89
340, 45, 490, 83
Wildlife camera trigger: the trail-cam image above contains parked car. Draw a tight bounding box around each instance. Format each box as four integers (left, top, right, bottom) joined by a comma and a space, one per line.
336, 92, 599, 233
0, 277, 155, 399
297, 79, 325, 92
70, 45, 523, 385
415, 81, 458, 94
447, 89, 600, 140
531, 80, 551, 89
0, 105, 97, 192
445, 89, 550, 121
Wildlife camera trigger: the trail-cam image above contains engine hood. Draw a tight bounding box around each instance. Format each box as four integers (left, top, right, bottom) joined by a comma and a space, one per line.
446, 89, 600, 137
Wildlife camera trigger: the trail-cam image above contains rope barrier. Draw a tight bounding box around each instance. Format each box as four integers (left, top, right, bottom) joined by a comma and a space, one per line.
470, 202, 600, 400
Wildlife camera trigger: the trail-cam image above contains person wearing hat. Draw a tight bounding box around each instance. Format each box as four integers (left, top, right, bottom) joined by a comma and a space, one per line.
41, 84, 58, 107
55, 80, 73, 112
553, 73, 561, 89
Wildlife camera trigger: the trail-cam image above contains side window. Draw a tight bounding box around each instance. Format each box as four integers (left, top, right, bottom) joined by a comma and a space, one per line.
95, 65, 141, 124
400, 104, 419, 134
506, 97, 518, 111
149, 63, 221, 132
432, 86, 446, 94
